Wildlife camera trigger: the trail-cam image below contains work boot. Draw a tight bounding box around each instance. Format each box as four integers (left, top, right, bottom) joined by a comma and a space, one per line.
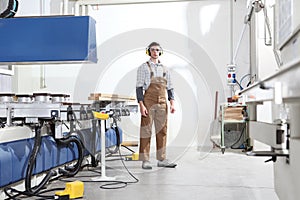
157, 159, 177, 168
142, 161, 152, 170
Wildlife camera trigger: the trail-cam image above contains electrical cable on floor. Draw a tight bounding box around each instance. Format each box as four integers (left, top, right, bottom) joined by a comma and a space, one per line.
106, 144, 135, 158
106, 146, 133, 160
57, 145, 139, 190
4, 186, 66, 200
56, 123, 139, 190
99, 147, 139, 189
97, 120, 139, 188
58, 166, 103, 181
230, 124, 246, 149
58, 148, 139, 188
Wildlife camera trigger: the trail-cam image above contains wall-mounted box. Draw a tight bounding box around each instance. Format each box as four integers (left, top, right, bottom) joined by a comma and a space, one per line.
0, 16, 97, 64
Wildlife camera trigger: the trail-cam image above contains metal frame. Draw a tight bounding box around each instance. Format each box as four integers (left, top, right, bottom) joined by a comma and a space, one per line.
71, 0, 206, 6
0, 65, 14, 76
220, 103, 247, 154
239, 54, 300, 200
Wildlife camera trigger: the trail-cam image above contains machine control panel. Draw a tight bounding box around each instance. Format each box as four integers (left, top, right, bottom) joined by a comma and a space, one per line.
227, 64, 236, 85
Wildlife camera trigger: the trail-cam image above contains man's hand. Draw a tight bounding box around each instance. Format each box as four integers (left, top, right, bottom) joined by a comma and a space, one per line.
139, 101, 148, 117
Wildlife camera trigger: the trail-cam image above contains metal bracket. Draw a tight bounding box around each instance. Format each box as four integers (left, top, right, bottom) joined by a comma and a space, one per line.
246, 150, 289, 163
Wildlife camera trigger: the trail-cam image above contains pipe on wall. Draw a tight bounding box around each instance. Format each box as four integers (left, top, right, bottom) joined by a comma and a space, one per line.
230, 0, 234, 65
63, 0, 69, 14
72, 0, 207, 16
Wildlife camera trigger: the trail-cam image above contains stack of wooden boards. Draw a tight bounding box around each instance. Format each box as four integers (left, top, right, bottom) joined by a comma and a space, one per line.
88, 93, 136, 101
223, 105, 245, 121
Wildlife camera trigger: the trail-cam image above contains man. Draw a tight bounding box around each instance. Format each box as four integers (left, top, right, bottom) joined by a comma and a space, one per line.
136, 42, 177, 169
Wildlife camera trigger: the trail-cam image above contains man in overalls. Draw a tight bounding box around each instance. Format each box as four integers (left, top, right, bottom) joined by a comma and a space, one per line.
136, 42, 177, 169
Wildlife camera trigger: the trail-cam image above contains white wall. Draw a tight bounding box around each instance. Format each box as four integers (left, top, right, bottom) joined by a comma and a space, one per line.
10, 0, 251, 149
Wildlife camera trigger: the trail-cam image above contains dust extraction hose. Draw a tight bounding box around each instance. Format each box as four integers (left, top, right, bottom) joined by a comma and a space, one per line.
58, 135, 84, 177
25, 125, 57, 195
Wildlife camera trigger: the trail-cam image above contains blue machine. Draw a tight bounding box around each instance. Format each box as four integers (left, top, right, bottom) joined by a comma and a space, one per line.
0, 127, 122, 188
0, 16, 97, 64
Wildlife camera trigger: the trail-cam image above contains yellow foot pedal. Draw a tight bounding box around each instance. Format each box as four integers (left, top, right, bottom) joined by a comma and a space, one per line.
132, 152, 139, 160
55, 180, 84, 199
93, 111, 109, 120
125, 152, 139, 161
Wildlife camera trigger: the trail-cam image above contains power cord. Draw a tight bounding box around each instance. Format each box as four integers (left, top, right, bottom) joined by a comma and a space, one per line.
4, 187, 65, 200
99, 148, 139, 189
0, 119, 6, 128
230, 124, 247, 149
57, 146, 139, 190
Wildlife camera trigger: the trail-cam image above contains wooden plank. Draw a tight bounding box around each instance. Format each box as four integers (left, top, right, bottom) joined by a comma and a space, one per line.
121, 141, 139, 147
224, 107, 244, 121
89, 93, 136, 101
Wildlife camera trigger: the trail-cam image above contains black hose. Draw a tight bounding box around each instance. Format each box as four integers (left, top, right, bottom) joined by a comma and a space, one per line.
0, 0, 19, 18
4, 187, 57, 200
0, 119, 5, 128
25, 125, 57, 195
230, 124, 246, 149
58, 135, 84, 177
106, 117, 121, 154
106, 128, 121, 155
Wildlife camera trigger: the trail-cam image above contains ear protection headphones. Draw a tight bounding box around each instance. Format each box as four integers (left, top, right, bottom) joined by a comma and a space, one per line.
146, 42, 163, 56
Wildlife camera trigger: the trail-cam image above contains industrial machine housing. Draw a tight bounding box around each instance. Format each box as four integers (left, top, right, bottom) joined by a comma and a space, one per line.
0, 92, 135, 197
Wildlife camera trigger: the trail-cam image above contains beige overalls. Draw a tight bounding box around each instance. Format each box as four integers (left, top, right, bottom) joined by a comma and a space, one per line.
139, 62, 168, 161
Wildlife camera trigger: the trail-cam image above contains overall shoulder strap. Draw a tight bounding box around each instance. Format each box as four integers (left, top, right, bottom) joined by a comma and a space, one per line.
146, 62, 154, 78
161, 65, 167, 78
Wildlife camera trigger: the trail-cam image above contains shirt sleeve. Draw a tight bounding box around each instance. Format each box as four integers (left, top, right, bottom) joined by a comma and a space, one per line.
167, 89, 175, 101
136, 87, 144, 102
166, 68, 173, 90
165, 67, 175, 100
136, 64, 146, 102
136, 65, 145, 88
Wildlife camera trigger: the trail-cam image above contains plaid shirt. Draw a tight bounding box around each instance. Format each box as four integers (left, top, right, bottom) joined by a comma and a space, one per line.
136, 60, 173, 90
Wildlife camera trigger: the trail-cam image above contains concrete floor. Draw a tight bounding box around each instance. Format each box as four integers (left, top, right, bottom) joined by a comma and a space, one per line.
28, 146, 279, 200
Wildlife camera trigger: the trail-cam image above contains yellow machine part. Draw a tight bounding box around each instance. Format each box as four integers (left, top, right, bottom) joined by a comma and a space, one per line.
55, 181, 84, 199
125, 152, 139, 161
132, 152, 139, 160
93, 111, 109, 120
